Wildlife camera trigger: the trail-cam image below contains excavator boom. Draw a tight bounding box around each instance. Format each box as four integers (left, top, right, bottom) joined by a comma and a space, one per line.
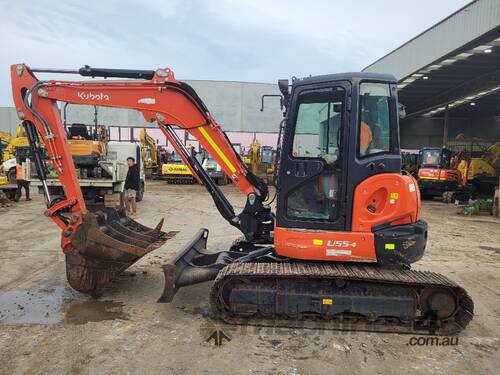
10, 64, 272, 293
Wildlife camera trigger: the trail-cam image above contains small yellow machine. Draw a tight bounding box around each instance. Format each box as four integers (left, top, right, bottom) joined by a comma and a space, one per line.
242, 138, 275, 183
161, 150, 196, 184
139, 128, 159, 178
1, 125, 30, 183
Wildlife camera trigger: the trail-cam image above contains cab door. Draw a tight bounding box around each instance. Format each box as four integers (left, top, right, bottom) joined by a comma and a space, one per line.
276, 82, 350, 231
343, 82, 401, 229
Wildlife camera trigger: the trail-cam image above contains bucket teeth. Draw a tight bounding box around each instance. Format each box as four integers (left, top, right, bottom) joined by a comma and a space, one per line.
66, 209, 177, 294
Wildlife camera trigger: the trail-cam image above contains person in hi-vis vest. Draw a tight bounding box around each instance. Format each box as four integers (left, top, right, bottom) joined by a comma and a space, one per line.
14, 159, 31, 202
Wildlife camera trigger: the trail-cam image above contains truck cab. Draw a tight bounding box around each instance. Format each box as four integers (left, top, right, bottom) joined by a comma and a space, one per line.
107, 142, 146, 201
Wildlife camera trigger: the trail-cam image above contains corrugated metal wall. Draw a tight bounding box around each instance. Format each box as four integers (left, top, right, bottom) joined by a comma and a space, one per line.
363, 0, 500, 79
0, 107, 21, 135
0, 80, 283, 135
400, 116, 500, 148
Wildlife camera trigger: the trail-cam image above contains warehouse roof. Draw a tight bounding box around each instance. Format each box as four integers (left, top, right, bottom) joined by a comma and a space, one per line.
363, 0, 500, 118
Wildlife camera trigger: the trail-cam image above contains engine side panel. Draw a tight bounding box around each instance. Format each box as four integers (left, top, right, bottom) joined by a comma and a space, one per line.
351, 173, 420, 232
274, 226, 376, 262
275, 173, 424, 263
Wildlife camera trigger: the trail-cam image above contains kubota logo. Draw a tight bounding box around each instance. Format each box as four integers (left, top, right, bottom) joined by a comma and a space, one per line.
77, 91, 110, 101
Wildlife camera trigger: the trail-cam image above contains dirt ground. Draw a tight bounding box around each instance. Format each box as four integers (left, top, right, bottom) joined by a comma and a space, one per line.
0, 181, 499, 375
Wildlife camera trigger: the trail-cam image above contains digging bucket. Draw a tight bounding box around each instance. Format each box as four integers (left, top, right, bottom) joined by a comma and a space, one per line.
65, 208, 176, 294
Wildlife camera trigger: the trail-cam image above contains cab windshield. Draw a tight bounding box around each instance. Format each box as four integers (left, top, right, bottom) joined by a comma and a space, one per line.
292, 87, 345, 165
420, 149, 451, 168
261, 149, 273, 163
170, 152, 182, 162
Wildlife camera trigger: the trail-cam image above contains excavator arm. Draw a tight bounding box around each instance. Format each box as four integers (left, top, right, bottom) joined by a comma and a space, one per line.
10, 64, 273, 293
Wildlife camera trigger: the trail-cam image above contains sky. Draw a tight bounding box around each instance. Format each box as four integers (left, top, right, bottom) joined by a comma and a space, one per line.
0, 0, 471, 106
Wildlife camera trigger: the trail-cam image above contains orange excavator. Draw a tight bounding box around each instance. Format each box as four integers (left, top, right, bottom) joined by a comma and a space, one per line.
11, 64, 473, 335
417, 147, 461, 198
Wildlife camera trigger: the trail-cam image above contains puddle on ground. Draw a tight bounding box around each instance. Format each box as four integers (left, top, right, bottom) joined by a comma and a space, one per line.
64, 300, 128, 324
0, 286, 128, 325
0, 286, 68, 325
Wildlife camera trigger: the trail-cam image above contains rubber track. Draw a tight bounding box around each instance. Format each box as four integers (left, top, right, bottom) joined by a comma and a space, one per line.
165, 176, 195, 184
210, 262, 474, 335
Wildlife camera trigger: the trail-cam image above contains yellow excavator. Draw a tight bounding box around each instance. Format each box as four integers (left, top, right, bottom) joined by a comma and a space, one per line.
243, 138, 261, 175
242, 138, 275, 183
62, 103, 108, 178
65, 123, 107, 178
139, 128, 159, 179
456, 141, 499, 191
440, 141, 500, 203
1, 125, 30, 183
1, 126, 30, 199
0, 131, 13, 162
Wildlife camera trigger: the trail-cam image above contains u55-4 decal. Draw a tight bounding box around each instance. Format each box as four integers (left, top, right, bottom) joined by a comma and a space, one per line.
326, 240, 357, 248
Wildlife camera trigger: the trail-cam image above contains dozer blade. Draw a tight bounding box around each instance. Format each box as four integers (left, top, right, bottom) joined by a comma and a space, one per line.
159, 228, 221, 302
66, 209, 177, 294
159, 228, 273, 303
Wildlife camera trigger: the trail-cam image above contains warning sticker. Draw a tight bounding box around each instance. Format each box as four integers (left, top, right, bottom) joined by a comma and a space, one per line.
322, 298, 333, 305
326, 249, 352, 256
385, 243, 395, 250
390, 192, 399, 199
313, 239, 323, 246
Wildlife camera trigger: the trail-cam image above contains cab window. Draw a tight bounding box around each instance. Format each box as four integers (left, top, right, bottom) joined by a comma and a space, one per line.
292, 87, 345, 165
358, 83, 391, 157
287, 86, 344, 221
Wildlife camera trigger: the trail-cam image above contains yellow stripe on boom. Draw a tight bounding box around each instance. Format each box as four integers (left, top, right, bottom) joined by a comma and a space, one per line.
199, 127, 236, 173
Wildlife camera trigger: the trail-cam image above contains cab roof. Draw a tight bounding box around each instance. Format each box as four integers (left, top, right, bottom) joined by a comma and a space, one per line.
292, 72, 397, 87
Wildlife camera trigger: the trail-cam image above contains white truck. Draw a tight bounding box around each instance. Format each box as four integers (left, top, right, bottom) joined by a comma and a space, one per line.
25, 141, 145, 206
2, 157, 18, 184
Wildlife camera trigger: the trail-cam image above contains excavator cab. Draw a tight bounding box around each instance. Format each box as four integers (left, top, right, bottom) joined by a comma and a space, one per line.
419, 147, 452, 169
68, 123, 92, 140
277, 77, 398, 227
272, 75, 426, 262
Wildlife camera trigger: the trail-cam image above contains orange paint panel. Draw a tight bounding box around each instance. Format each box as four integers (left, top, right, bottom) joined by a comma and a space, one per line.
274, 226, 376, 262
418, 168, 440, 179
418, 168, 460, 183
352, 173, 419, 232
439, 168, 460, 182
11, 64, 86, 251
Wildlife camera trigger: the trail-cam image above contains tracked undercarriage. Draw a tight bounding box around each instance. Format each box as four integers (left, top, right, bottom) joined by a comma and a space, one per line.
160, 230, 474, 335
211, 262, 473, 335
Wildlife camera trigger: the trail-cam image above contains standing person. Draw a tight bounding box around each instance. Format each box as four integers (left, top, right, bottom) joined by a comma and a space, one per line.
14, 159, 31, 202
124, 157, 140, 216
